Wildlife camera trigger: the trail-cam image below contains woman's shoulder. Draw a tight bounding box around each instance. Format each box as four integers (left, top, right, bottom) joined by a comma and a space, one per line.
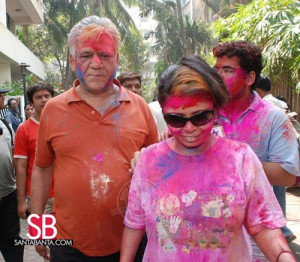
217, 136, 253, 154
142, 140, 170, 157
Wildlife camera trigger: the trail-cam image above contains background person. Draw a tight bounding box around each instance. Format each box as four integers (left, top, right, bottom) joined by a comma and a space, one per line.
0, 87, 24, 262
117, 71, 142, 96
255, 75, 297, 242
5, 98, 23, 132
213, 40, 299, 261
121, 56, 295, 262
24, 103, 35, 120
30, 16, 158, 262
14, 82, 55, 220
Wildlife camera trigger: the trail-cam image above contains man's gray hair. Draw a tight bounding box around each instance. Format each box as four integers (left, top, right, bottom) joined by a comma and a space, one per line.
68, 16, 120, 57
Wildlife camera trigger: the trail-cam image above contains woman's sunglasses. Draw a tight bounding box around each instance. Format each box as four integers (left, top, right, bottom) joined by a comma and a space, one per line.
163, 109, 214, 128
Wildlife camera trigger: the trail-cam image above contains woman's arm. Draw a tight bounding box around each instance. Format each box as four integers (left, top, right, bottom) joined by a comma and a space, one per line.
252, 228, 296, 262
121, 226, 145, 262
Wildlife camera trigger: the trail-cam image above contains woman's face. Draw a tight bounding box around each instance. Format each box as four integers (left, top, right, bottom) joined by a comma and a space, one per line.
163, 96, 214, 154
25, 104, 35, 118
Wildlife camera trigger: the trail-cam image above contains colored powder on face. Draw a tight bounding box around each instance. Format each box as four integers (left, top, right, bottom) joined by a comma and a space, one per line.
163, 95, 208, 110
76, 67, 85, 84
78, 24, 117, 55
93, 154, 103, 162
225, 68, 247, 95
103, 67, 118, 89
81, 32, 115, 56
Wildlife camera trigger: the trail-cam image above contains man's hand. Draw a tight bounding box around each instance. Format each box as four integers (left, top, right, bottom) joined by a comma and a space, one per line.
17, 198, 29, 219
159, 129, 171, 142
129, 149, 144, 175
35, 245, 50, 260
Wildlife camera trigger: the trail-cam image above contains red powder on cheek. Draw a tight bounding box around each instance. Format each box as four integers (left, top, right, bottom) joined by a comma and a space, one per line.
164, 95, 207, 110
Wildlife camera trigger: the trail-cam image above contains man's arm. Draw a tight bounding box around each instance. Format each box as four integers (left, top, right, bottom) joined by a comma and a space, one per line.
15, 158, 29, 218
262, 162, 296, 187
30, 164, 53, 260
30, 164, 53, 215
120, 226, 145, 262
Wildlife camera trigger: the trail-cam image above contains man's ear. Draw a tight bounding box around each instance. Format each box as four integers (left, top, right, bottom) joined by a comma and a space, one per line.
246, 71, 256, 86
70, 55, 76, 72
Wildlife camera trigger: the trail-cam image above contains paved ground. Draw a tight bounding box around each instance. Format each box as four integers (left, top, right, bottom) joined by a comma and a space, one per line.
1, 187, 300, 261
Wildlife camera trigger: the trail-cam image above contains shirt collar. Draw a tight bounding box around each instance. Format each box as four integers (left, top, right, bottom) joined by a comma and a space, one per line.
67, 79, 131, 104
219, 91, 263, 118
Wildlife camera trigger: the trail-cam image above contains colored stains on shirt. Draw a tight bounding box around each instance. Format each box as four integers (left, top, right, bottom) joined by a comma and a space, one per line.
93, 153, 103, 162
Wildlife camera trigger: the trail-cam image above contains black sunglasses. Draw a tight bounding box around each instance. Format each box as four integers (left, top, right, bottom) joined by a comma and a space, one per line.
163, 109, 214, 128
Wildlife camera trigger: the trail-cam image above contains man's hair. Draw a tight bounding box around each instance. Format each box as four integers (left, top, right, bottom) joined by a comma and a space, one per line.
158, 55, 229, 110
68, 16, 120, 57
117, 72, 142, 85
256, 75, 271, 92
213, 41, 262, 89
7, 98, 17, 107
26, 82, 55, 104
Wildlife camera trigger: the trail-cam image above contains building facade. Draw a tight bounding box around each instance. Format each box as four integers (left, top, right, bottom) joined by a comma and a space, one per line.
0, 0, 45, 85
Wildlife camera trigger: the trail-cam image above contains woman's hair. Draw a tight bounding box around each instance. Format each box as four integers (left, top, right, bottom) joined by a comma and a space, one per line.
158, 55, 229, 110
68, 16, 120, 57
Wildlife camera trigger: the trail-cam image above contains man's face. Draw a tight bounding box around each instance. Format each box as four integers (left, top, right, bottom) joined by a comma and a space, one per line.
9, 99, 18, 112
214, 55, 249, 99
32, 89, 52, 115
70, 32, 119, 93
0, 94, 5, 110
122, 78, 142, 96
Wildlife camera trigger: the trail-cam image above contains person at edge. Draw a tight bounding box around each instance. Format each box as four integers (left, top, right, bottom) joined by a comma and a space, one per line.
255, 75, 297, 243
213, 41, 299, 262
5, 98, 23, 132
29, 16, 158, 262
13, 83, 55, 261
121, 55, 296, 262
0, 87, 24, 262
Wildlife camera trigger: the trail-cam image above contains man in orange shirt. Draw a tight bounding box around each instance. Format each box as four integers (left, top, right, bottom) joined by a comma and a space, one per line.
14, 82, 55, 219
30, 16, 158, 261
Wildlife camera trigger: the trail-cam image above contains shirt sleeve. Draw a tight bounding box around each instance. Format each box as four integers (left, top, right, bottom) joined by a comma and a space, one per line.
242, 146, 286, 235
268, 109, 299, 176
34, 104, 55, 167
13, 124, 28, 158
124, 150, 147, 229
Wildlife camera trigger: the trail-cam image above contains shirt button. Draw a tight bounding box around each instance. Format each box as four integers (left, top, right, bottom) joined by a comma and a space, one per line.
92, 111, 95, 114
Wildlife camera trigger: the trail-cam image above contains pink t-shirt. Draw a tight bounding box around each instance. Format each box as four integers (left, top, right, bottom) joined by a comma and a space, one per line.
124, 136, 285, 262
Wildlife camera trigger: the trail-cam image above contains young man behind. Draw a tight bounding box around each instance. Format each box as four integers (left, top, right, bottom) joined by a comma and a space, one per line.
14, 83, 55, 220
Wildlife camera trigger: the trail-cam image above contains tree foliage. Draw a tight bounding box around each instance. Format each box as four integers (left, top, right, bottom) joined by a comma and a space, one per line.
139, 0, 215, 84
213, 0, 300, 88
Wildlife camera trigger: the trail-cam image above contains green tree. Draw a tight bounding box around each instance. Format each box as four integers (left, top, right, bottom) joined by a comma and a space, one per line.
213, 0, 300, 88
139, 0, 215, 83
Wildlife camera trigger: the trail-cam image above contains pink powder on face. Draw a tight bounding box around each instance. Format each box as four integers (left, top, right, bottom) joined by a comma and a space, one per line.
79, 32, 115, 58
225, 68, 247, 96
163, 95, 211, 110
93, 154, 103, 162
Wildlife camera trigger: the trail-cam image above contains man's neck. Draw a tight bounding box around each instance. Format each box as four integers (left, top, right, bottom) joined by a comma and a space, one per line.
223, 92, 253, 123
76, 83, 120, 115
33, 113, 41, 122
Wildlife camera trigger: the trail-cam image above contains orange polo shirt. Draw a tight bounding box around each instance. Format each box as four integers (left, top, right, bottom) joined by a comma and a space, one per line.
35, 80, 158, 256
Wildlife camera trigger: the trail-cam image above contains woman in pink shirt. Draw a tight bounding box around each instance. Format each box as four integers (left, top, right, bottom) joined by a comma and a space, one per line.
121, 55, 295, 262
